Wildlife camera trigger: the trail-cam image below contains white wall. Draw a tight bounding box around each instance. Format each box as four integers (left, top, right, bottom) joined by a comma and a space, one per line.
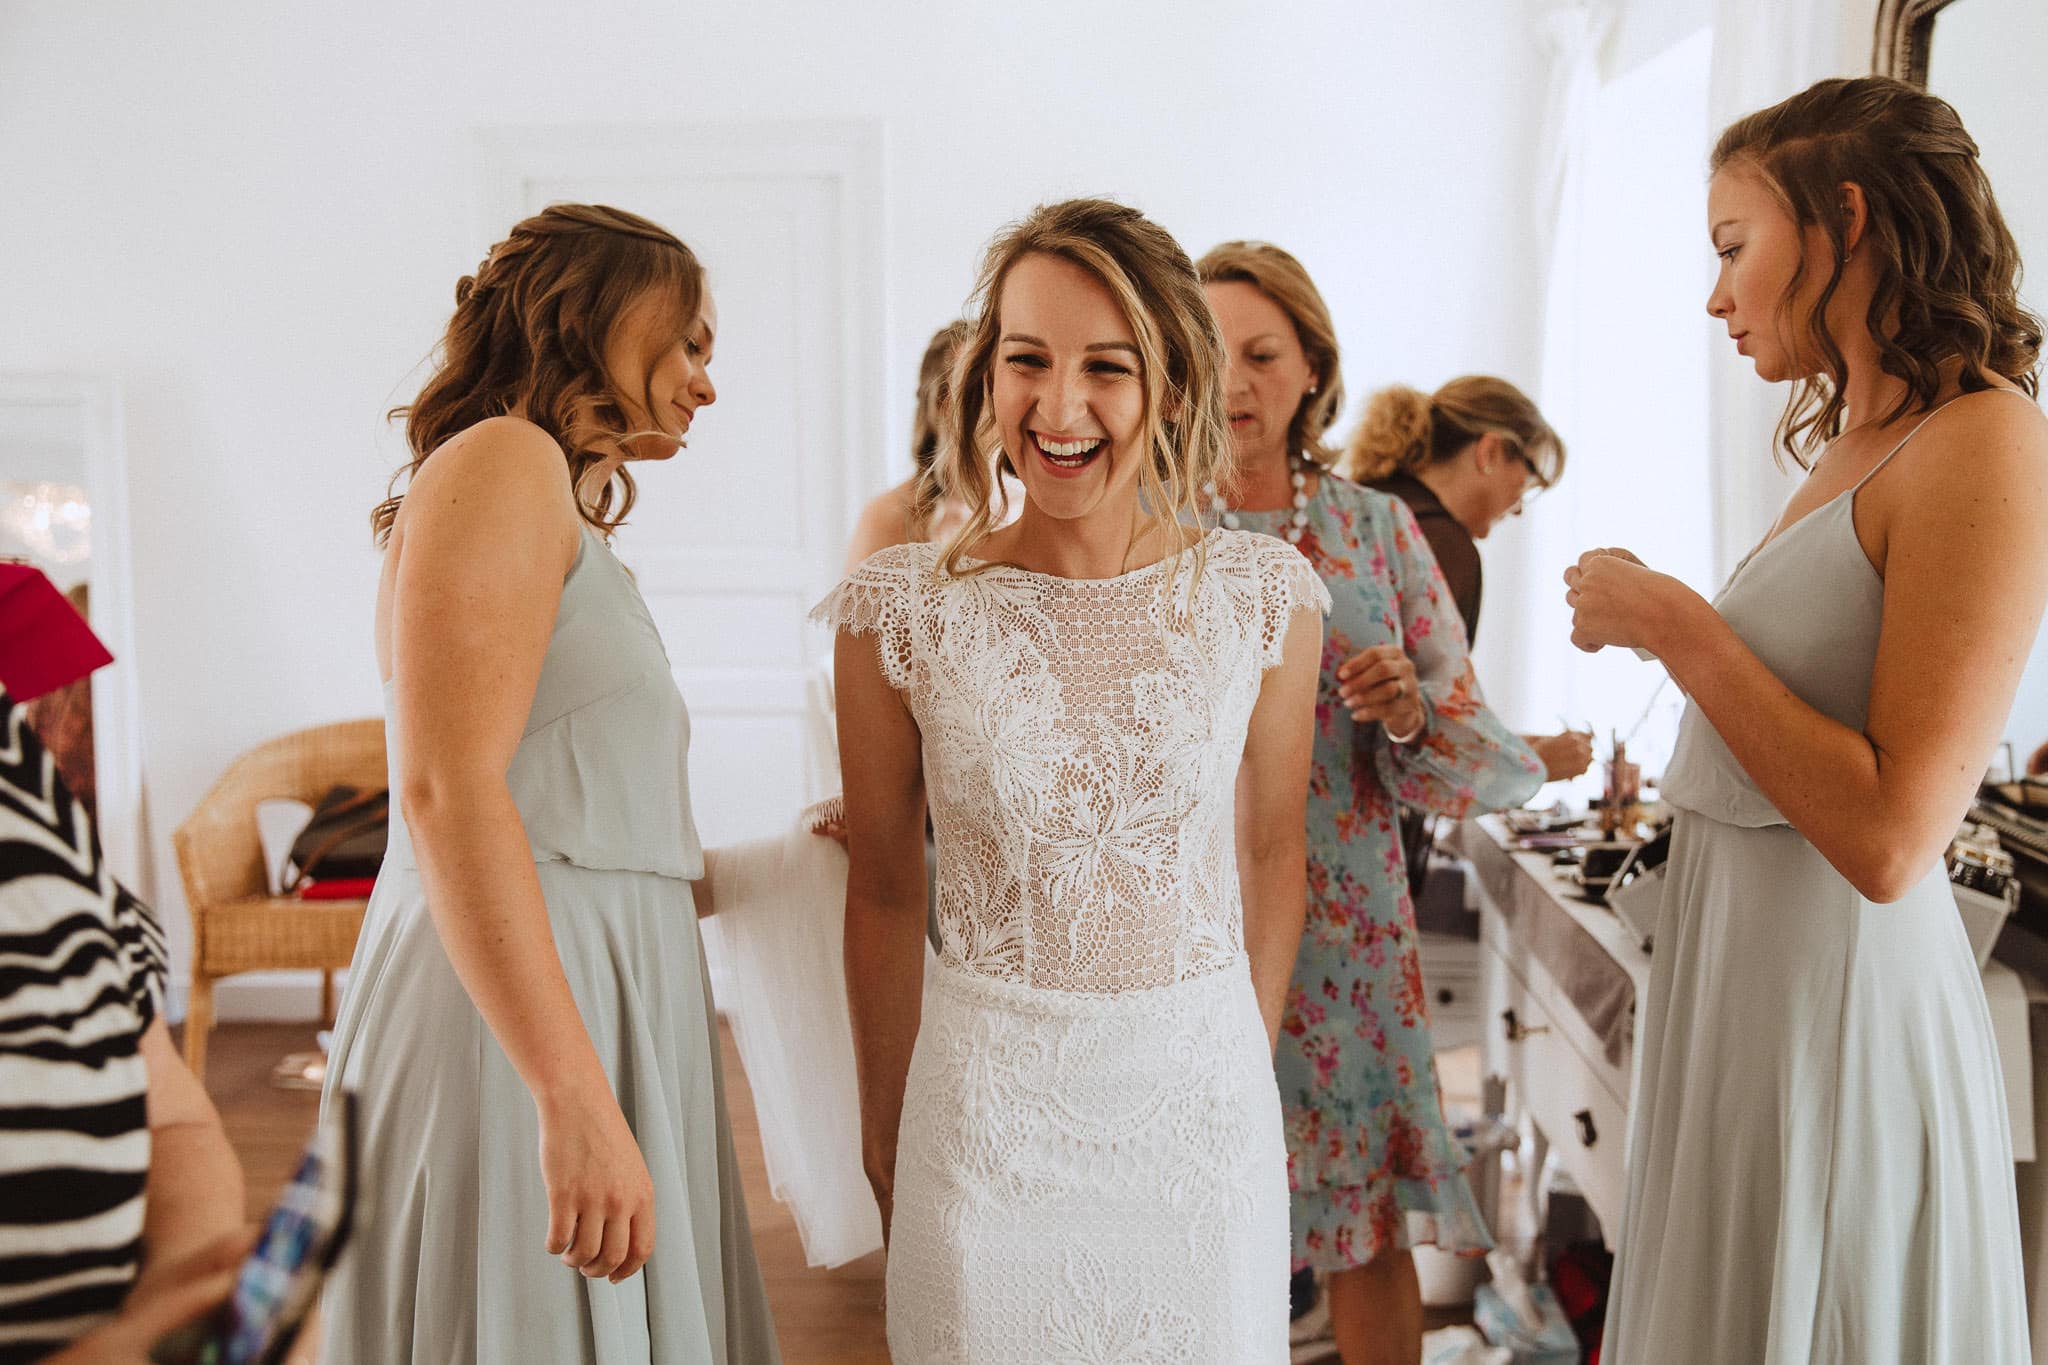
0, 0, 1551, 1014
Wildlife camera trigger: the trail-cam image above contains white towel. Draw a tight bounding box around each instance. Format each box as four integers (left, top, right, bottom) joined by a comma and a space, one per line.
702, 825, 882, 1268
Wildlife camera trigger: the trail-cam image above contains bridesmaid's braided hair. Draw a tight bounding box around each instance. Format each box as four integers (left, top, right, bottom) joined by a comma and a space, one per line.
1714, 77, 2041, 469
375, 203, 706, 544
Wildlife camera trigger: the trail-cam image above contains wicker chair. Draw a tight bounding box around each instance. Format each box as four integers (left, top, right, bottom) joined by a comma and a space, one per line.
172, 718, 386, 1082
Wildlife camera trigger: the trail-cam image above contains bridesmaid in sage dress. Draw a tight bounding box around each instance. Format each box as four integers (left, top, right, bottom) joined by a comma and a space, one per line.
1569, 78, 2046, 1364
322, 205, 778, 1363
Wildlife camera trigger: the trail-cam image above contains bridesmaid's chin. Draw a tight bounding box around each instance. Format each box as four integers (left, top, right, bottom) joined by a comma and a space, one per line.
626, 433, 685, 462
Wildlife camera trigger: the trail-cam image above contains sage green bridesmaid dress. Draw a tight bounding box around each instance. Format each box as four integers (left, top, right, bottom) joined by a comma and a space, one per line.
1603, 402, 2029, 1364
321, 525, 781, 1364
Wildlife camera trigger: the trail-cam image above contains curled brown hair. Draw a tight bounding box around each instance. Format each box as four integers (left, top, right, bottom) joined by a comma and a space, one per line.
373, 203, 706, 545
930, 198, 1230, 595
1341, 376, 1565, 489
1195, 240, 1346, 464
906, 319, 975, 542
1712, 76, 2042, 467
912, 319, 975, 476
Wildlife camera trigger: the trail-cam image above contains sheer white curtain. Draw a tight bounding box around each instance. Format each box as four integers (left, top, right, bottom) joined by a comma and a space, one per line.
1471, 2, 1613, 737
1481, 4, 1719, 783
1480, 0, 1860, 783
1703, 0, 1858, 578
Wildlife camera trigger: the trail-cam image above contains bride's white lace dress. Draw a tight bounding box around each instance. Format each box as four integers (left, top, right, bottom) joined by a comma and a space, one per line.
815, 528, 1327, 1363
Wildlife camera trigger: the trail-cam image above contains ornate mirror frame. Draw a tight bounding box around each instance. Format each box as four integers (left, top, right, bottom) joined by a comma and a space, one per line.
1874, 0, 1963, 84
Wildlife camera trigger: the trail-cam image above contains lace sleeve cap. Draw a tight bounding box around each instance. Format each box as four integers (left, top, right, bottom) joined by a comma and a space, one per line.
809, 543, 930, 689
1268, 541, 1331, 617
1251, 538, 1330, 667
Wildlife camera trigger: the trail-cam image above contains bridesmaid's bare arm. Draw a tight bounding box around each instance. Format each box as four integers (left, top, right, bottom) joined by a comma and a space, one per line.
387, 417, 655, 1280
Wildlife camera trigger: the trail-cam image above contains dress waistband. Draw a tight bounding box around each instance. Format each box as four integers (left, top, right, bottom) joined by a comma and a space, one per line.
923, 952, 1254, 1018
377, 849, 700, 883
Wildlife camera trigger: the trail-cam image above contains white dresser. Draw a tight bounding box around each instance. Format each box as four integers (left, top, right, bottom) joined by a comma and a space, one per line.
1449, 814, 2037, 1263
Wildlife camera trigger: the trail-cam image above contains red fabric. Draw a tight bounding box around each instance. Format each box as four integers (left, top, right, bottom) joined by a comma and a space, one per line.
1550, 1240, 1612, 1359
296, 877, 377, 901
0, 564, 113, 700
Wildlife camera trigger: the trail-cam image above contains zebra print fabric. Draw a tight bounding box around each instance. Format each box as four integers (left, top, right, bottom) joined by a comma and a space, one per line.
0, 691, 165, 1362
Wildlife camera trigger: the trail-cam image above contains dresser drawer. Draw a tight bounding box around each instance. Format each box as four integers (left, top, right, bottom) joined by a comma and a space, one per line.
1490, 956, 1630, 1244
1418, 934, 1484, 1026
1419, 967, 1483, 1052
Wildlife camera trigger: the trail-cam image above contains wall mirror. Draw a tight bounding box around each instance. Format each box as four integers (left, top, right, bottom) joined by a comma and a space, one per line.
0, 374, 147, 891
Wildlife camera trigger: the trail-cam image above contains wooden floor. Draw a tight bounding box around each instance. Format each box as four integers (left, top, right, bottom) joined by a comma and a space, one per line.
195, 1024, 1485, 1363
191, 1021, 891, 1363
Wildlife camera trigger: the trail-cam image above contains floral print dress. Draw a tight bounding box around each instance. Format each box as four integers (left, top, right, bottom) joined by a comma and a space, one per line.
1229, 472, 1542, 1270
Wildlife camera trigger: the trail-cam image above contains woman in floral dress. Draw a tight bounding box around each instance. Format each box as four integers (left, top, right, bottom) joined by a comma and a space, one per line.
1200, 241, 1543, 1365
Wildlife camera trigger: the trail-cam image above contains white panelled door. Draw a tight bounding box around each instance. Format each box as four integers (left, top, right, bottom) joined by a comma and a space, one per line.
482, 124, 884, 848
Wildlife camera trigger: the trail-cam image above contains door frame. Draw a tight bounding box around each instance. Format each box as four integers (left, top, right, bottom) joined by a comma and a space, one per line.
476, 119, 888, 550
476, 121, 888, 830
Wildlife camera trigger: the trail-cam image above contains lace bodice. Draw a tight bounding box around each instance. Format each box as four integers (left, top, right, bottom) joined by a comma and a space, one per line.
815, 528, 1327, 994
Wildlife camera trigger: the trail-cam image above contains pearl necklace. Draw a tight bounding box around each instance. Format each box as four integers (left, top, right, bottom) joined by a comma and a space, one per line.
1205, 454, 1313, 544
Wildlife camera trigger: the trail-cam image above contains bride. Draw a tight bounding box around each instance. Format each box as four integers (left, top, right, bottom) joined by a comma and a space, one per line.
816, 197, 1326, 1361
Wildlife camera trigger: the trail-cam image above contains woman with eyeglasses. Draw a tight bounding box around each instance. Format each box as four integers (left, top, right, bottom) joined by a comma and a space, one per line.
1342, 377, 1592, 786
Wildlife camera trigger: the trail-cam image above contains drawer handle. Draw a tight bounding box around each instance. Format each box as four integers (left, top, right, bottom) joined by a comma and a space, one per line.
1437, 988, 1456, 1006
1501, 1008, 1550, 1042
1574, 1109, 1598, 1147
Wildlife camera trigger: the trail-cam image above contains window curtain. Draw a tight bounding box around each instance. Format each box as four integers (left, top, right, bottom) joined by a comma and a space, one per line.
1481, 0, 1858, 743
1703, 0, 1858, 579
1470, 3, 1614, 736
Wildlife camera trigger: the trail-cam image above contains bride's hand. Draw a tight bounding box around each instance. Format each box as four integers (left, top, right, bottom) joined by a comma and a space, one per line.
863, 1144, 896, 1244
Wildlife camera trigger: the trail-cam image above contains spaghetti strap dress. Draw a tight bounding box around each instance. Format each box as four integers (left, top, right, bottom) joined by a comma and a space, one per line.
1602, 400, 2031, 1364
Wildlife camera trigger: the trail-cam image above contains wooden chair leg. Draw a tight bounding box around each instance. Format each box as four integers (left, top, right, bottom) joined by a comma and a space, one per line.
320, 970, 335, 1026
183, 974, 215, 1085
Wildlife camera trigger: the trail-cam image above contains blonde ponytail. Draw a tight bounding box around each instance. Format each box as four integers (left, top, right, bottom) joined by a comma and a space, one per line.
1340, 384, 1435, 482
1340, 375, 1564, 488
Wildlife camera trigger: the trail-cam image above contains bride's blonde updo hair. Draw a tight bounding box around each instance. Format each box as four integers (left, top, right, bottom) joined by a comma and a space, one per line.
1340, 375, 1565, 489
374, 203, 707, 546
931, 198, 1230, 592
1195, 240, 1346, 464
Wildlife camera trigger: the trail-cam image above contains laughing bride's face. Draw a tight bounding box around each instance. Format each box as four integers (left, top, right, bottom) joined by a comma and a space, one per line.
990, 251, 1150, 526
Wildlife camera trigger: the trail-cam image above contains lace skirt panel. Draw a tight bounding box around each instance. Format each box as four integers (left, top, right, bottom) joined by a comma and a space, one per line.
886, 956, 1289, 1363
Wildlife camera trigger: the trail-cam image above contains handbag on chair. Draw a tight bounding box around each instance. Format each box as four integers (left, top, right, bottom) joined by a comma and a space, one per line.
280, 785, 389, 894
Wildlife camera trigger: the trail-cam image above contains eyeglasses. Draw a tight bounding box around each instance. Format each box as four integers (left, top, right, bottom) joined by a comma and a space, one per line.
1511, 446, 1552, 495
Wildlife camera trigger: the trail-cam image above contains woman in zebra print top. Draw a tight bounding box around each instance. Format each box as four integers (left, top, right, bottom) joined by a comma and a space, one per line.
0, 686, 248, 1363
